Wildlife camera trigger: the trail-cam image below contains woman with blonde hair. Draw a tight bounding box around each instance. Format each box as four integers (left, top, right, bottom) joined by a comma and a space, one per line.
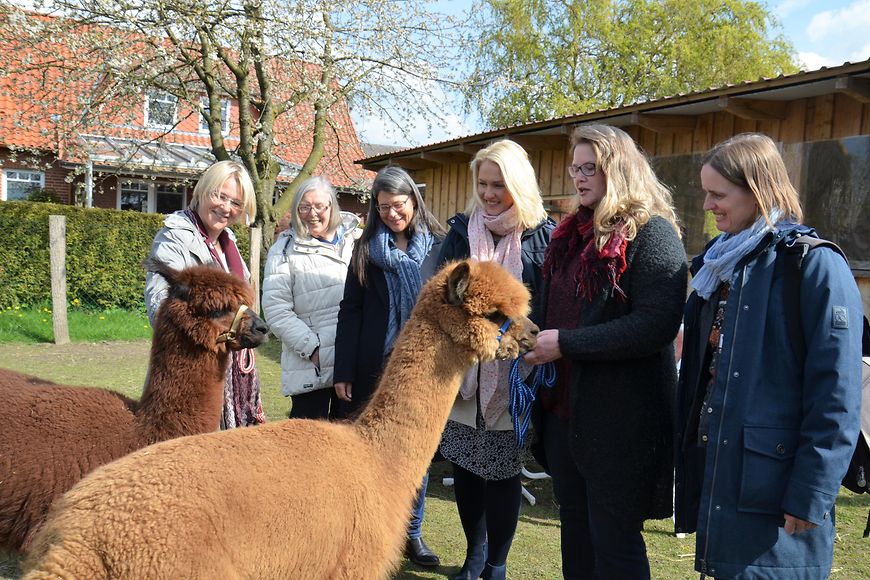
675, 133, 862, 578
437, 139, 554, 580
524, 124, 686, 579
145, 159, 264, 428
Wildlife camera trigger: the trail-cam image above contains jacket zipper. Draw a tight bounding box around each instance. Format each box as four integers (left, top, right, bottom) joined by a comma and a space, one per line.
701, 264, 746, 570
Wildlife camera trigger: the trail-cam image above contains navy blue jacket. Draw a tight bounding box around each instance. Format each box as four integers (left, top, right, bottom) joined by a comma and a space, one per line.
675, 228, 863, 579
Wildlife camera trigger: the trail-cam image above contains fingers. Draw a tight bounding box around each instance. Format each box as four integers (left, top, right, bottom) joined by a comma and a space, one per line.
334, 382, 352, 402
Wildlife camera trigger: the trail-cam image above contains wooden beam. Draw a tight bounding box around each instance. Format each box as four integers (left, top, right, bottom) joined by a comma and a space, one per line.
459, 143, 486, 155
383, 157, 440, 170
629, 112, 696, 133
834, 75, 870, 104
509, 134, 568, 151
717, 97, 787, 121
420, 151, 472, 164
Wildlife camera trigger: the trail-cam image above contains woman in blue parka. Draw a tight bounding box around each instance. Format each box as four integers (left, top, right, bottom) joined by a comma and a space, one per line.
675, 133, 864, 579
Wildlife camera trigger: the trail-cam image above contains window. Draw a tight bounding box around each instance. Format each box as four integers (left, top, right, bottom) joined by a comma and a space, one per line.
200, 97, 231, 134
119, 181, 149, 212
2, 169, 44, 201
145, 91, 178, 128
155, 183, 185, 214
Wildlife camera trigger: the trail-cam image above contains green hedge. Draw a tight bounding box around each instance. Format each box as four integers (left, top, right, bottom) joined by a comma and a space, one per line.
0, 201, 251, 310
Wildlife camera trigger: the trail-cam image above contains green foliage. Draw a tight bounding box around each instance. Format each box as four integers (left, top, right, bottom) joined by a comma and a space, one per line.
25, 187, 59, 203
466, 0, 800, 127
0, 201, 251, 310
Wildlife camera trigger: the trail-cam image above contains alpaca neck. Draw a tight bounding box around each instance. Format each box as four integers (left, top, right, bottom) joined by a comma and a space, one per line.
135, 324, 228, 442
355, 316, 475, 487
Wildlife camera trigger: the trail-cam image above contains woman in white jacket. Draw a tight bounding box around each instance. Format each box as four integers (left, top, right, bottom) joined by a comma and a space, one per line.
262, 176, 361, 419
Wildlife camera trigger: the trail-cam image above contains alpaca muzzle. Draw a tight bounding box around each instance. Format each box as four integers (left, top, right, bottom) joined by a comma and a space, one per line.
216, 304, 249, 344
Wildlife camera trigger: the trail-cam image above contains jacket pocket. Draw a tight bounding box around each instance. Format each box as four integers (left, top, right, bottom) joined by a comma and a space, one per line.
738, 425, 798, 515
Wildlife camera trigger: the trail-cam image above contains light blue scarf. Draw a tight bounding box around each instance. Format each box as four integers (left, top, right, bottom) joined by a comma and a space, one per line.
368, 221, 433, 356
691, 209, 798, 300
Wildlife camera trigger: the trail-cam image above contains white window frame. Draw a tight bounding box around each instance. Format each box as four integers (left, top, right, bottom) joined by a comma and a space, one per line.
199, 96, 231, 134
2, 169, 44, 201
144, 91, 178, 129
154, 182, 187, 214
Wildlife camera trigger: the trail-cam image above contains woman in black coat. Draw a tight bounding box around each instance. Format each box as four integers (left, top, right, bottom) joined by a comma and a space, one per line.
333, 165, 445, 568
524, 124, 687, 580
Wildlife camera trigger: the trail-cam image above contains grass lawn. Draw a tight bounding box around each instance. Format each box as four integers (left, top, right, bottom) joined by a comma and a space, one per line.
1, 339, 868, 578
0, 305, 152, 343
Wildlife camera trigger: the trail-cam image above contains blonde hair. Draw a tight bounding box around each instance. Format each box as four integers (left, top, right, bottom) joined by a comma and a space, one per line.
466, 140, 548, 230
289, 176, 342, 238
702, 133, 803, 224
189, 160, 257, 223
570, 124, 680, 248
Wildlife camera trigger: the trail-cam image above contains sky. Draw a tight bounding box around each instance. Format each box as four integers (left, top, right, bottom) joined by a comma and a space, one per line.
353, 0, 870, 148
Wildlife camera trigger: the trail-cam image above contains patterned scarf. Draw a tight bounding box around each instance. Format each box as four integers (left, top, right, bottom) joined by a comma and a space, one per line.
691, 208, 796, 300
368, 220, 433, 357
185, 209, 264, 428
461, 207, 524, 429
543, 206, 629, 301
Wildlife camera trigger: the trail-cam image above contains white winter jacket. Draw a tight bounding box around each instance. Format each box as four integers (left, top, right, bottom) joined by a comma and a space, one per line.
261, 212, 361, 396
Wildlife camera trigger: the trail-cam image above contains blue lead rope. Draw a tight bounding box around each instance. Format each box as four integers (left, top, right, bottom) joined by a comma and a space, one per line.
508, 359, 556, 448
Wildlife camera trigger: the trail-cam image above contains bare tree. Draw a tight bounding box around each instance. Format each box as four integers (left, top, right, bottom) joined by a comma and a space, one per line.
0, 0, 464, 243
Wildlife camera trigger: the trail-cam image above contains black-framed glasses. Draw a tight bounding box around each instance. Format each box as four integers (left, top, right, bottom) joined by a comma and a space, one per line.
567, 162, 597, 178
298, 202, 330, 214
376, 197, 411, 215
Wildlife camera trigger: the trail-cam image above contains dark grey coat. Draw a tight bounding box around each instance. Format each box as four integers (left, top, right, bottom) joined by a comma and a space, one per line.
540, 215, 687, 524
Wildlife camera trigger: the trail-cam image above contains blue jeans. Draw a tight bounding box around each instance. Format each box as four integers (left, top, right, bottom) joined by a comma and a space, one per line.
407, 470, 429, 539
542, 411, 650, 580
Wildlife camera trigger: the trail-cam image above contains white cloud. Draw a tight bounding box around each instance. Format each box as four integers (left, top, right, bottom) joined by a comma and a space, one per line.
806, 0, 870, 43
352, 108, 476, 149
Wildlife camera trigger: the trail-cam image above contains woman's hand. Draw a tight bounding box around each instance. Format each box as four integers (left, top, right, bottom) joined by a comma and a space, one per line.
310, 347, 320, 371
523, 329, 562, 365
783, 513, 817, 535
335, 381, 352, 402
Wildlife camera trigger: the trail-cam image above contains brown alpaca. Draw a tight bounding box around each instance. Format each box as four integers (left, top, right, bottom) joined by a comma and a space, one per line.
0, 259, 268, 554
23, 260, 537, 580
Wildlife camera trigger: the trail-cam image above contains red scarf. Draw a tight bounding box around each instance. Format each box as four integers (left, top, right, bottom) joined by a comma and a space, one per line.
543, 206, 629, 301
185, 209, 246, 280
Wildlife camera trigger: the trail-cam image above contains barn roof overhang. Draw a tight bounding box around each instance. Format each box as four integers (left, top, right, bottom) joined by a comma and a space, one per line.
357, 59, 870, 171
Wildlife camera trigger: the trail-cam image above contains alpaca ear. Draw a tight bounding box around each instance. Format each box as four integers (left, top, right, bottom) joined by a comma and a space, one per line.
446, 261, 471, 305
143, 257, 178, 283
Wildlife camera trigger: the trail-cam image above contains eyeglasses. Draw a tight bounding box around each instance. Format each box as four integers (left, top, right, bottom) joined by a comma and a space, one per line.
376, 197, 411, 215
298, 202, 330, 214
567, 162, 597, 178
209, 191, 244, 212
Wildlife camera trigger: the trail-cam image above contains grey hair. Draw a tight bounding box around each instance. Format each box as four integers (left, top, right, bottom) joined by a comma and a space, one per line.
289, 175, 342, 238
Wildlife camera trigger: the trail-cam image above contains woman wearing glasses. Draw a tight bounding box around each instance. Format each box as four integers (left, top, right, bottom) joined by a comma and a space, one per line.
437, 139, 554, 580
261, 176, 361, 419
333, 164, 446, 568
523, 125, 686, 579
145, 159, 265, 429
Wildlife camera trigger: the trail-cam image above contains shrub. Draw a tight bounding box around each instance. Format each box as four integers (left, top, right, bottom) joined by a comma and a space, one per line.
0, 201, 251, 310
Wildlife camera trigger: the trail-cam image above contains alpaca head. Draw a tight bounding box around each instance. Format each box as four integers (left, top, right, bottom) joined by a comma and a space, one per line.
144, 258, 269, 352
424, 260, 538, 362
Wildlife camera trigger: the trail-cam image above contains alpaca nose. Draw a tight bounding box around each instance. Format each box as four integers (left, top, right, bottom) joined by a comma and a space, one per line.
250, 313, 269, 336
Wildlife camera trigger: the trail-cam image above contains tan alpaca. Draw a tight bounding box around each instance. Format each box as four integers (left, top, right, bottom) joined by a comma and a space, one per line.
23, 260, 538, 580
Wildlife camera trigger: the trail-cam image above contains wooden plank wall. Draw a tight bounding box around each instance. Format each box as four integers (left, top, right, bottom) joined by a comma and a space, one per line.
413, 93, 869, 224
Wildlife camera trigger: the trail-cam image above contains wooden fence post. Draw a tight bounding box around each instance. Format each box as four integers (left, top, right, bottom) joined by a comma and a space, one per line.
249, 226, 262, 315
49, 214, 70, 345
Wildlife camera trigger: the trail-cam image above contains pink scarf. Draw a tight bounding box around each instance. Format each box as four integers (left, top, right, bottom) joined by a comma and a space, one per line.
462, 207, 523, 428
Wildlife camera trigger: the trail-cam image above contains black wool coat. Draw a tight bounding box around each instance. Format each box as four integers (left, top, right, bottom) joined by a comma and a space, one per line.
332, 239, 442, 419
540, 216, 687, 525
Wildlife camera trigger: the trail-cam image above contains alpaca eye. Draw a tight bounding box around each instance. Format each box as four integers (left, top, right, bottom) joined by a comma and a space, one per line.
485, 311, 507, 325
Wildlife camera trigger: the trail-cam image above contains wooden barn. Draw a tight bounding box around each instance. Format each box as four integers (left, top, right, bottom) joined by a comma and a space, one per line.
358, 60, 870, 310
